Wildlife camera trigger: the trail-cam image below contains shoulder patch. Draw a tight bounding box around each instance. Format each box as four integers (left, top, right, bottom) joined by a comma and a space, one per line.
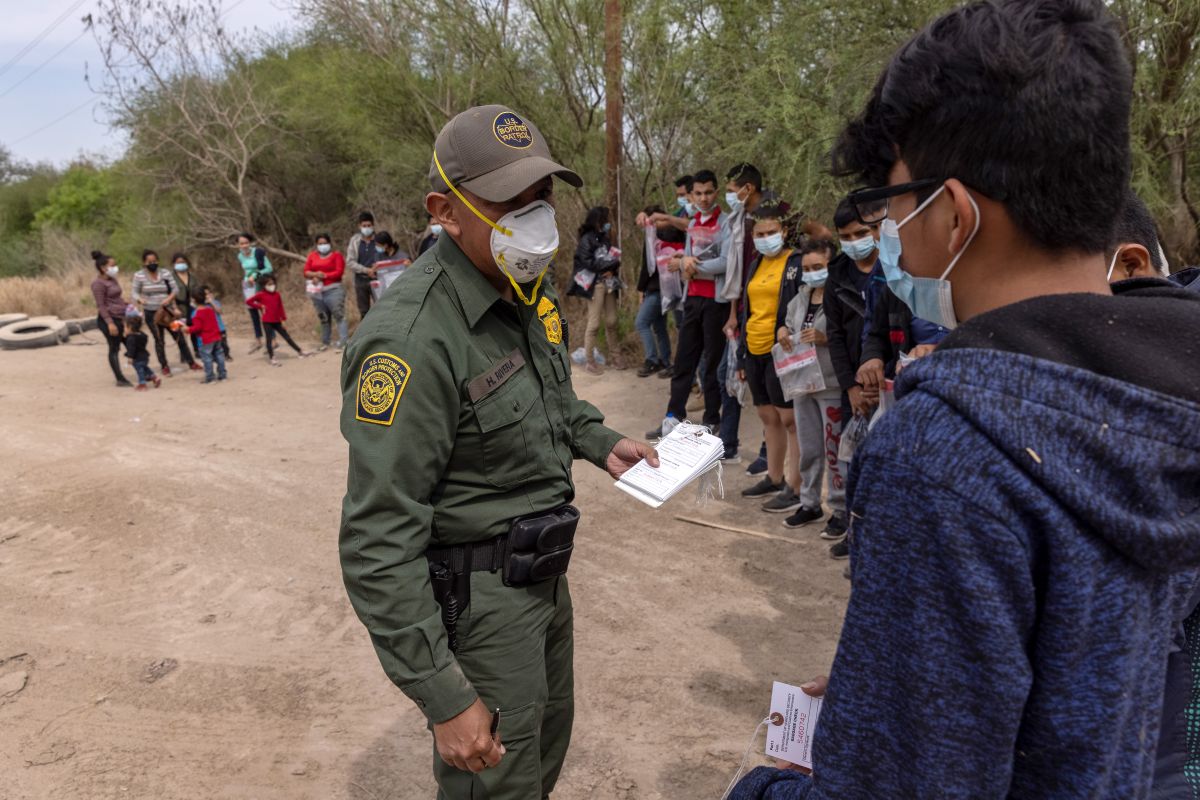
356, 352, 411, 426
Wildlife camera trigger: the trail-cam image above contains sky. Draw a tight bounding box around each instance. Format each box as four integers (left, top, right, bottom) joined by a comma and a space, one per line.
0, 0, 298, 168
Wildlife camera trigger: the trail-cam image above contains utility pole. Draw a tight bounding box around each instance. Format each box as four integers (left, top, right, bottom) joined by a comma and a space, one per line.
604, 0, 623, 230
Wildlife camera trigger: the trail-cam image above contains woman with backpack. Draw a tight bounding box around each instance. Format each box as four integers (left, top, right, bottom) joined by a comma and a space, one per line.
568, 206, 622, 375
236, 232, 273, 354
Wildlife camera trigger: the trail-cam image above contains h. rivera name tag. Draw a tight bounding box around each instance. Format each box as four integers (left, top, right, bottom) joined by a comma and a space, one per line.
468, 349, 526, 403
356, 352, 411, 426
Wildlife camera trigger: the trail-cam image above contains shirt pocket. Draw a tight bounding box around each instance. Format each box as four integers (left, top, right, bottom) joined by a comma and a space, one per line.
471, 369, 540, 490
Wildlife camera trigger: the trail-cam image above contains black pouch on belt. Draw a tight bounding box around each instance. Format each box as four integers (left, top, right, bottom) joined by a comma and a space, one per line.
503, 505, 580, 587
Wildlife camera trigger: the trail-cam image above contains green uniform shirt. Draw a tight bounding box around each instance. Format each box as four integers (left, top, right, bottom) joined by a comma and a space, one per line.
339, 235, 623, 724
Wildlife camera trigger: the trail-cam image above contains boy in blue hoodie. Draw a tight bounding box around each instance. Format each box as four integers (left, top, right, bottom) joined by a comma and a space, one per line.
731, 1, 1200, 798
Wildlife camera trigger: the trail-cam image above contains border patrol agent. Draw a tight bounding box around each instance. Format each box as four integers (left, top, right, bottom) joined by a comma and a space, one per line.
339, 105, 658, 799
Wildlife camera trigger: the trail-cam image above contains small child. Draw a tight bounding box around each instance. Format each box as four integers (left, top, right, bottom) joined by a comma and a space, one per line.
245, 275, 308, 366
188, 285, 228, 383
209, 295, 232, 361
124, 316, 161, 391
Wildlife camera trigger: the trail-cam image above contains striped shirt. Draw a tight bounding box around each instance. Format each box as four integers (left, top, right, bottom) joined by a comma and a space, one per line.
131, 269, 178, 311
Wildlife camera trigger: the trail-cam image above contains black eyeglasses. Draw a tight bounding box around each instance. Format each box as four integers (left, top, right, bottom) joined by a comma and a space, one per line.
847, 179, 941, 225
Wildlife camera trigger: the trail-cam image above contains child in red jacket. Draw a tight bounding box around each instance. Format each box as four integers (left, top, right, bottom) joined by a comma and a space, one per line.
245, 275, 308, 366
189, 285, 227, 382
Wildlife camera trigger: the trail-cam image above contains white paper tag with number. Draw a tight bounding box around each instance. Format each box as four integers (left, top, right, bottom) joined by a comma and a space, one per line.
765, 681, 823, 769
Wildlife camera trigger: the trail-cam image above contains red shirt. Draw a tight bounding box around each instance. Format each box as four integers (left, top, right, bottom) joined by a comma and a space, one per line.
246, 290, 287, 323
687, 208, 722, 299
187, 305, 223, 344
304, 250, 345, 286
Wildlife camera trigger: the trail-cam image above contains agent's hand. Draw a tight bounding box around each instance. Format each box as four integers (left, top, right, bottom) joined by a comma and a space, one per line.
799, 328, 827, 346
847, 385, 874, 417
856, 358, 885, 391
107, 322, 118, 337
772, 677, 828, 775
606, 438, 659, 479
776, 326, 794, 351
434, 699, 505, 774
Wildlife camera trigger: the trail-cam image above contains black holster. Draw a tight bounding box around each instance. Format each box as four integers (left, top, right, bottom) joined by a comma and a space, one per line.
502, 505, 579, 587
428, 562, 470, 654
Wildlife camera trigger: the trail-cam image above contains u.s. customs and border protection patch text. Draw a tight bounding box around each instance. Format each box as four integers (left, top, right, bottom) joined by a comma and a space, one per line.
356, 352, 411, 426
537, 296, 563, 345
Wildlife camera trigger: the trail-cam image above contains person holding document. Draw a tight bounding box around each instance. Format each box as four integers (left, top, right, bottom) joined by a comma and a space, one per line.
338, 104, 656, 800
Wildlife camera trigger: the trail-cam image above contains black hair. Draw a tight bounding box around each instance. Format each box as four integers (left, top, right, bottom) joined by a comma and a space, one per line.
197, 284, 214, 300
800, 238, 836, 261
674, 174, 694, 191
692, 170, 718, 189
170, 251, 188, 265
579, 206, 610, 236
142, 249, 158, 263
91, 249, 111, 272
358, 211, 375, 224
831, 0, 1131, 254
750, 198, 793, 223
315, 232, 332, 245
375, 231, 396, 251
127, 315, 143, 332
726, 163, 763, 192
644, 204, 665, 215
1110, 190, 1165, 272
833, 199, 858, 230
261, 273, 277, 286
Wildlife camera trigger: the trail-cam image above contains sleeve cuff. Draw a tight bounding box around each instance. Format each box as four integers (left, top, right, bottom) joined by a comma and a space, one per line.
576, 425, 625, 470
401, 660, 479, 724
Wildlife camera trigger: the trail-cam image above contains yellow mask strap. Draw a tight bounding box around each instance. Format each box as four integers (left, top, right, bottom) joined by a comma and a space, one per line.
433, 151, 513, 237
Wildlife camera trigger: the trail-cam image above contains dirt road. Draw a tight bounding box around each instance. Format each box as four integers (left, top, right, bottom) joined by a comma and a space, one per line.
0, 331, 849, 800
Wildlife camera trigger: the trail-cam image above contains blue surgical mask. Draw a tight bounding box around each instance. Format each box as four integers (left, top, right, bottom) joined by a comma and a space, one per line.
375, 245, 386, 255
877, 185, 980, 330
602, 222, 612, 233
676, 196, 690, 210
841, 235, 877, 262
431, 224, 443, 236
802, 268, 828, 287
174, 262, 188, 272
754, 233, 784, 257
726, 190, 744, 211
317, 243, 332, 255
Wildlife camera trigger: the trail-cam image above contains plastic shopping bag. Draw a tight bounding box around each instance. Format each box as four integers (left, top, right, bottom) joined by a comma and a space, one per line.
868, 380, 897, 431
772, 343, 826, 400
838, 415, 869, 463
725, 339, 749, 407
659, 263, 683, 313
573, 269, 596, 293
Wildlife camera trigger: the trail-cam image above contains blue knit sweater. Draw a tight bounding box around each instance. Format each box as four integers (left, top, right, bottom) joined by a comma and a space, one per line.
732, 287, 1200, 799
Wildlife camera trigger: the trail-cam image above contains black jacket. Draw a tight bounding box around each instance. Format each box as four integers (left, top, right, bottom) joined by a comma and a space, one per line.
125, 331, 149, 361
862, 287, 916, 378
823, 253, 873, 392
568, 230, 619, 299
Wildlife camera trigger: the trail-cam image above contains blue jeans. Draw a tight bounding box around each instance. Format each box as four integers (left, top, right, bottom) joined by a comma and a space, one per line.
311, 284, 349, 346
717, 345, 740, 457
635, 292, 672, 365
133, 359, 154, 385
199, 341, 227, 381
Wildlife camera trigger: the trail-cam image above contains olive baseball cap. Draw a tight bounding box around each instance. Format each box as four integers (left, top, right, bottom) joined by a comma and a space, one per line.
429, 105, 583, 203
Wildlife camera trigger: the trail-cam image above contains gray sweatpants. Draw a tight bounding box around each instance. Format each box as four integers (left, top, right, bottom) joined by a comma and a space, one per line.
793, 389, 848, 516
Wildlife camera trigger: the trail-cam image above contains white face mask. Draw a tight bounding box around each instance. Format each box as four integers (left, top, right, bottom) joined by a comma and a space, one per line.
433, 151, 558, 305
106, 266, 119, 277
360, 226, 374, 238
174, 262, 188, 272
265, 285, 277, 293
317, 243, 332, 256
490, 200, 559, 300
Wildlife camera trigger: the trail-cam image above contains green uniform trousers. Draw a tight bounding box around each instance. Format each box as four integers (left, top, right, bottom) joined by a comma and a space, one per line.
433, 572, 574, 800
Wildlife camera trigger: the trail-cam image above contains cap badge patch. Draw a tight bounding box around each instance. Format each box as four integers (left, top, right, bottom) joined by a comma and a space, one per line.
356, 352, 411, 426
493, 112, 534, 149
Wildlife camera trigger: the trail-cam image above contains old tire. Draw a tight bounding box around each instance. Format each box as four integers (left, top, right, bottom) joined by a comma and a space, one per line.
0, 317, 68, 349
0, 313, 28, 328
64, 316, 98, 335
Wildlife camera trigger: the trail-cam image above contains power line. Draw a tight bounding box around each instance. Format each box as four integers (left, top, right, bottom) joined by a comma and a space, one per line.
0, 0, 89, 83
0, 23, 91, 99
9, 96, 96, 146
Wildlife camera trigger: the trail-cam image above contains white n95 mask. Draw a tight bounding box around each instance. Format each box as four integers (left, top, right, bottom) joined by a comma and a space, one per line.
491, 200, 560, 290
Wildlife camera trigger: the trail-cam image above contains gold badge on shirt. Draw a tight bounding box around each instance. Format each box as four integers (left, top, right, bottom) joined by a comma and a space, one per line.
537, 296, 563, 345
